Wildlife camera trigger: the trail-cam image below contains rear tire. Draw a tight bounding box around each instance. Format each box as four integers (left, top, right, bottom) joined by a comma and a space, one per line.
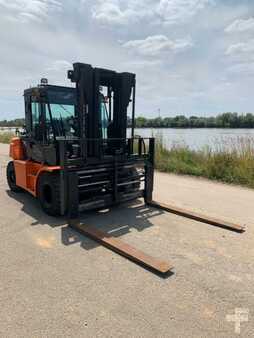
37, 172, 62, 216
6, 161, 22, 192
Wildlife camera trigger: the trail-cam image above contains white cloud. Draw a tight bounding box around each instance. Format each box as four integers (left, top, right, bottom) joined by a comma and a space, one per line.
188, 91, 206, 98
225, 40, 254, 56
225, 17, 254, 33
157, 0, 213, 25
122, 35, 192, 56
92, 1, 128, 25
46, 60, 72, 72
92, 0, 213, 26
122, 60, 162, 69
228, 63, 254, 74
0, 0, 254, 118
0, 0, 62, 23
92, 0, 154, 25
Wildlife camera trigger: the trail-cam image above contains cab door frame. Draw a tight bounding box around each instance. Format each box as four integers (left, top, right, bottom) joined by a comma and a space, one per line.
24, 91, 47, 163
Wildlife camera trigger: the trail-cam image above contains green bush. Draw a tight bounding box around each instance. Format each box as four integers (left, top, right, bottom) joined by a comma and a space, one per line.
0, 132, 15, 144
154, 137, 254, 189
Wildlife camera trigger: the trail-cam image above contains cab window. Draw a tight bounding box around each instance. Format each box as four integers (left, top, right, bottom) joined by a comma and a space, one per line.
45, 103, 76, 139
100, 94, 109, 139
31, 102, 40, 129
31, 102, 43, 141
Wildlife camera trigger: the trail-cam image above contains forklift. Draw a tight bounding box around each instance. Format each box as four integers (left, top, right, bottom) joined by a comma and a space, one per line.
7, 63, 154, 217
7, 62, 244, 275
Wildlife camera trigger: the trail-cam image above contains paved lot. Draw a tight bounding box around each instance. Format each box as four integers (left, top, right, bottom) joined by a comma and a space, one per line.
0, 143, 253, 337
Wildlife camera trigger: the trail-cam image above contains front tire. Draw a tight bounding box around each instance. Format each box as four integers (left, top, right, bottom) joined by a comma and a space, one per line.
6, 161, 22, 192
37, 172, 62, 216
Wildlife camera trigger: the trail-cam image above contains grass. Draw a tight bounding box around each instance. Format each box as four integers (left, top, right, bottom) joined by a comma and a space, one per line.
154, 136, 254, 189
0, 132, 15, 144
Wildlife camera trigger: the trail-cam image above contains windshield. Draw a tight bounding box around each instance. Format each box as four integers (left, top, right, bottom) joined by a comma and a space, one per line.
46, 103, 77, 139
45, 88, 77, 139
44, 89, 110, 140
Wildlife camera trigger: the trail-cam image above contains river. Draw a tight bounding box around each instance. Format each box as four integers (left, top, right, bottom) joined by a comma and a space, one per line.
129, 128, 254, 151
2, 127, 254, 151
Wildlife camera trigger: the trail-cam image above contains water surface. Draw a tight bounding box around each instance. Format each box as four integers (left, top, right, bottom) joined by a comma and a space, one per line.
2, 127, 254, 151
130, 128, 254, 151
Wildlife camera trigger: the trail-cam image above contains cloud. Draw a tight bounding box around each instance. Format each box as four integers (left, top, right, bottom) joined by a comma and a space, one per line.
92, 0, 154, 25
157, 0, 213, 25
122, 35, 193, 56
225, 17, 254, 33
0, 0, 254, 118
92, 0, 213, 26
225, 40, 254, 56
92, 1, 129, 25
0, 0, 62, 23
122, 60, 162, 70
46, 60, 73, 72
228, 63, 254, 74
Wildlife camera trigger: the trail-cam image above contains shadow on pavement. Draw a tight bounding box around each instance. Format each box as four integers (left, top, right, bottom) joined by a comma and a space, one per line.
6, 189, 163, 237
6, 189, 172, 278
62, 201, 163, 250
6, 189, 66, 227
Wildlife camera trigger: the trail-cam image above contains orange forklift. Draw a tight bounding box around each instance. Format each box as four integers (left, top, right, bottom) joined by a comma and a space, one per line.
7, 62, 244, 276
7, 63, 154, 217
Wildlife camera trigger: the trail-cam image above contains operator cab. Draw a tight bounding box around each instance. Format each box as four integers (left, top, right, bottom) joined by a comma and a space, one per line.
23, 79, 111, 164
23, 63, 136, 166
24, 80, 110, 142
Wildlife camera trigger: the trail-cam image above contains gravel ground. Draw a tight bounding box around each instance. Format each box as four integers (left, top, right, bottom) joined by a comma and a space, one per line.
0, 143, 253, 337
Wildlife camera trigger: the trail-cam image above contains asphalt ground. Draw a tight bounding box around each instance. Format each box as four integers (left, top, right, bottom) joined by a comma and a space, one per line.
0, 143, 253, 337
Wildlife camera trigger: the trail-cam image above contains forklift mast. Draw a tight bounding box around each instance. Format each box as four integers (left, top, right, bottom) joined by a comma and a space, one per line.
68, 63, 136, 158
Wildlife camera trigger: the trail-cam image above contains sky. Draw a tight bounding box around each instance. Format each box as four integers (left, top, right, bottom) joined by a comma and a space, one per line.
0, 0, 254, 119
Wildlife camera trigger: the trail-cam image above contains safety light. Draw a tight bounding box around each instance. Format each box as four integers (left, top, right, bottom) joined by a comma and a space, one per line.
40, 78, 48, 85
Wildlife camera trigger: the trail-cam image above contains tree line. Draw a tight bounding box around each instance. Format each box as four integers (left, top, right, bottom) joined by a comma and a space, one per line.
135, 113, 254, 128
1, 113, 254, 129
0, 118, 25, 127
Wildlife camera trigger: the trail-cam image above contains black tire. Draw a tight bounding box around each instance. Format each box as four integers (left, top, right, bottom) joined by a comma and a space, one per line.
37, 172, 62, 216
6, 161, 23, 192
